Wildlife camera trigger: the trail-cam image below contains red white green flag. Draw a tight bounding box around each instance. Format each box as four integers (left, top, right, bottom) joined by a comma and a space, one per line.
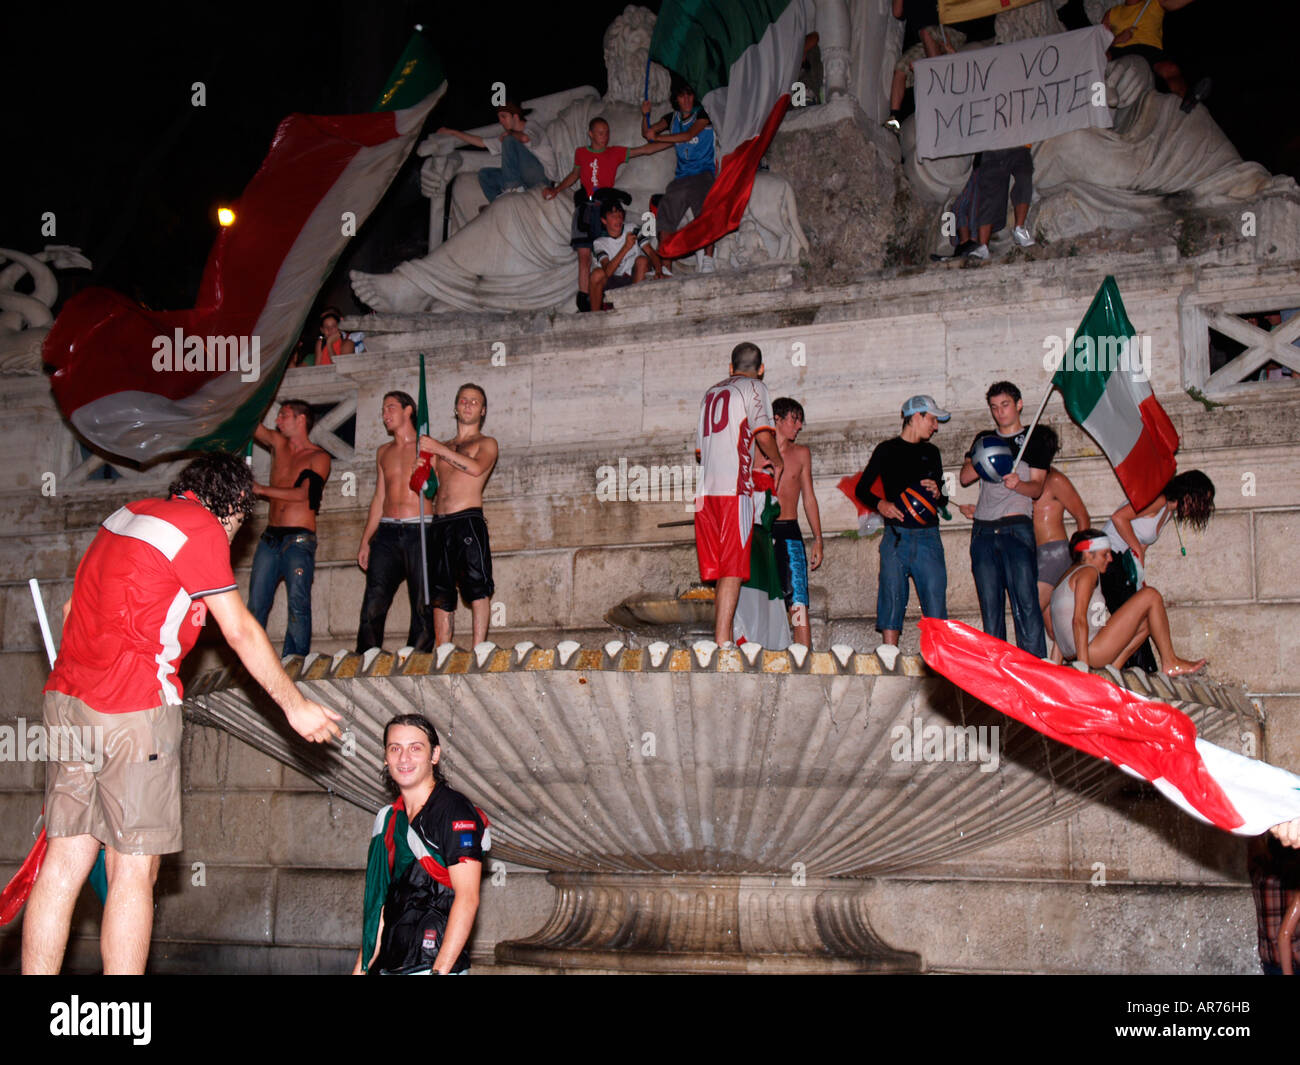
649, 0, 813, 259
1052, 276, 1179, 512
45, 34, 446, 465
921, 619, 1300, 836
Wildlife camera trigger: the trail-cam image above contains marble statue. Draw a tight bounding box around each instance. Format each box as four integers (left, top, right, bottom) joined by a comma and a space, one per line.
903, 44, 1296, 244
351, 5, 809, 314
0, 246, 91, 374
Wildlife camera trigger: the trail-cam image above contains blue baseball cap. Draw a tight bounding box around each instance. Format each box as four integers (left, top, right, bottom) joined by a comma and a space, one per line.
901, 395, 951, 421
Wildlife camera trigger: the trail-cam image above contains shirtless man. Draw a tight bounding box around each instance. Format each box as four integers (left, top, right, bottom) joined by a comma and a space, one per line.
764, 398, 824, 648
248, 400, 332, 656
356, 391, 437, 652
417, 384, 500, 648
1034, 465, 1090, 647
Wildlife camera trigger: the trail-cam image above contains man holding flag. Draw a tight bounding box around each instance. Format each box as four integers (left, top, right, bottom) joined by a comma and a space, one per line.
647, 0, 814, 260
23, 454, 341, 974
357, 392, 438, 653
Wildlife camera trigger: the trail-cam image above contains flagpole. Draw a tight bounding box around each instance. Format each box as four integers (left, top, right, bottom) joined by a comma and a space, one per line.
418, 488, 430, 607
416, 352, 431, 608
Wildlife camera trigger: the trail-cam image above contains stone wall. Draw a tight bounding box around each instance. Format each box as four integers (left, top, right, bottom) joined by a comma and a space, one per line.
2, 245, 1298, 972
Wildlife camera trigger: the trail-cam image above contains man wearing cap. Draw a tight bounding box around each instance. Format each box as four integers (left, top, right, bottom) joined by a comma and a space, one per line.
855, 395, 951, 648
439, 101, 555, 204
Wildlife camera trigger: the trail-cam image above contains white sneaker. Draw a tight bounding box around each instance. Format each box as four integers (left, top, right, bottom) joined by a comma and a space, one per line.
700, 254, 716, 274
1013, 225, 1035, 247
966, 243, 989, 260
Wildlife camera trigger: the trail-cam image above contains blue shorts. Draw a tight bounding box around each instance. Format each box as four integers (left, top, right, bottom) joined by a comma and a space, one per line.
772, 519, 809, 614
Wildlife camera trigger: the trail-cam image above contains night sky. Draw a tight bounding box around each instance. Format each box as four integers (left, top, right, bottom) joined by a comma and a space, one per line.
7, 0, 1297, 319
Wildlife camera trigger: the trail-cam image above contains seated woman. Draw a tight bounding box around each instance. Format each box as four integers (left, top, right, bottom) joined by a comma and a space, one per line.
1102, 469, 1215, 671
1050, 529, 1206, 676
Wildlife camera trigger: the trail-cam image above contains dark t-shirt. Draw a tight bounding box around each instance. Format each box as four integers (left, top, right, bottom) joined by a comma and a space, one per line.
374, 785, 486, 974
967, 427, 1054, 522
857, 436, 947, 528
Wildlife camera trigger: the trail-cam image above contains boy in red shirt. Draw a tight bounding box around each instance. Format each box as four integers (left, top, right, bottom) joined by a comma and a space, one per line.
543, 116, 664, 311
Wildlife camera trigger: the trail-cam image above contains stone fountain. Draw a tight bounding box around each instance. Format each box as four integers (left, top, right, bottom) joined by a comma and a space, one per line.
184, 641, 1257, 973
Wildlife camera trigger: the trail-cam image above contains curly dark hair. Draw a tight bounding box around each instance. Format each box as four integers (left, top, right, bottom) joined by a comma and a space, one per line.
1164, 470, 1215, 531
380, 714, 445, 798
168, 452, 254, 519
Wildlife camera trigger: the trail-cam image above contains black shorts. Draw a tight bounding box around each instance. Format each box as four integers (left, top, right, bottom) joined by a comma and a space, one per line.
570, 198, 603, 250
431, 508, 494, 611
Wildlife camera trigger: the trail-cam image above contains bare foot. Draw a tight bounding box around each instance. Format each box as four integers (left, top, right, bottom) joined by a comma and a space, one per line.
349, 268, 432, 313
1164, 658, 1207, 677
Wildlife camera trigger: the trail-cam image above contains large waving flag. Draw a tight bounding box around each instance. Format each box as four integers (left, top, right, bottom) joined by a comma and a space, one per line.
920, 618, 1300, 836
1052, 276, 1179, 513
45, 34, 446, 465
649, 0, 813, 259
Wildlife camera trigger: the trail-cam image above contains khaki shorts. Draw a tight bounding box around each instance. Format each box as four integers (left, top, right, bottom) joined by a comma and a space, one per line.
43, 691, 183, 855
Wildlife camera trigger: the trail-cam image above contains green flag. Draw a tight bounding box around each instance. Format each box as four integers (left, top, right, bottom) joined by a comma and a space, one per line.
416, 353, 438, 500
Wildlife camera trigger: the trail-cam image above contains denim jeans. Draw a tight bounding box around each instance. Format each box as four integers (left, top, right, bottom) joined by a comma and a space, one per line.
248, 529, 317, 657
478, 137, 547, 202
356, 522, 436, 653
970, 518, 1046, 657
877, 525, 948, 632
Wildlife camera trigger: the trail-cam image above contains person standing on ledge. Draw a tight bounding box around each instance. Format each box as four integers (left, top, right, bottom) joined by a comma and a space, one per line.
417, 384, 499, 649
857, 395, 950, 650
959, 380, 1052, 657
357, 392, 437, 653
248, 399, 331, 657
767, 397, 824, 649
24, 453, 340, 975
695, 342, 783, 647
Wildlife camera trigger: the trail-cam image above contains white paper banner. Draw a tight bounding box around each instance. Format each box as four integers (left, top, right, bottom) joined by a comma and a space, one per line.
915, 26, 1113, 160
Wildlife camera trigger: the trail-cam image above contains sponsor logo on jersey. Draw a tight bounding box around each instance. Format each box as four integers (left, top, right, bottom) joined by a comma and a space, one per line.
453, 820, 476, 831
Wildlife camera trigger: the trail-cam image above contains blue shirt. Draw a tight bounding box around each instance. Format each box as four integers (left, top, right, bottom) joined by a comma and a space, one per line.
671, 107, 715, 179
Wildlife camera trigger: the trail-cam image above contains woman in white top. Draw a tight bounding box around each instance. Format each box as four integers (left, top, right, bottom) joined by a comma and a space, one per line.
1050, 529, 1206, 676
1105, 470, 1216, 588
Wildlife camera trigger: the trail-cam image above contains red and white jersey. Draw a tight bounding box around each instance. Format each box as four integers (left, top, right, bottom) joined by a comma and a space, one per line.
45, 493, 237, 713
696, 375, 776, 497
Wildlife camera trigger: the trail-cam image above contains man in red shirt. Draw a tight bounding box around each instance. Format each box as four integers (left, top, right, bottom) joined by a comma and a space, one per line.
23, 452, 341, 974
543, 116, 665, 311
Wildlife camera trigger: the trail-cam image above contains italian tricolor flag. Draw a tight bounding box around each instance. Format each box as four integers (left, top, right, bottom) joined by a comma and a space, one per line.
922, 619, 1300, 836
1053, 276, 1179, 513
735, 477, 793, 649
45, 34, 445, 465
649, 0, 813, 259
